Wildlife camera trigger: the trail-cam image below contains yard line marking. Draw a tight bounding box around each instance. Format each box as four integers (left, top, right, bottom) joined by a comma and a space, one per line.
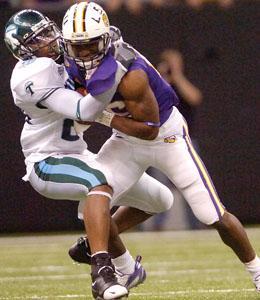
0, 274, 88, 281
0, 268, 242, 281
1, 261, 238, 273
146, 258, 237, 266
131, 288, 256, 296
0, 296, 87, 299
149, 268, 226, 275
3, 266, 71, 273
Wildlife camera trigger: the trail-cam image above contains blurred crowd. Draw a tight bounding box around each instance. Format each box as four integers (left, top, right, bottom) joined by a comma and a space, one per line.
1, 0, 237, 13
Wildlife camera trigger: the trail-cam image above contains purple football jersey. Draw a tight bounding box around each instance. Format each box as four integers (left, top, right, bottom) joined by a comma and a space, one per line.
65, 51, 179, 126
129, 55, 179, 125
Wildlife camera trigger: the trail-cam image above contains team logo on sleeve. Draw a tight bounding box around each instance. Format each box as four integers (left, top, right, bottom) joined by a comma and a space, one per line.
164, 135, 176, 143
25, 81, 34, 96
58, 66, 65, 76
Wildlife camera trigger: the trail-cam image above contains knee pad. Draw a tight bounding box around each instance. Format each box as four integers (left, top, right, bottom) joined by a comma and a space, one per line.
192, 208, 220, 225
112, 179, 174, 215
145, 183, 174, 214
187, 191, 223, 225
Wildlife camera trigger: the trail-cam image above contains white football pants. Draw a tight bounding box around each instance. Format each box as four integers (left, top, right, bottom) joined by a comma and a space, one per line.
93, 107, 225, 225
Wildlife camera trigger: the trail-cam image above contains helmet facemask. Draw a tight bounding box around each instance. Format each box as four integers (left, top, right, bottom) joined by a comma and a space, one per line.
63, 32, 110, 72
24, 21, 62, 61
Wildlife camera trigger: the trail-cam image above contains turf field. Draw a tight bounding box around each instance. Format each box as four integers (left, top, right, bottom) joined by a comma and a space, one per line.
0, 228, 259, 299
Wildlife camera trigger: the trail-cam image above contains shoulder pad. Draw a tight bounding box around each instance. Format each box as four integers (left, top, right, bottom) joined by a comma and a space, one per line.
24, 57, 57, 73
111, 41, 137, 69
11, 57, 65, 105
110, 26, 122, 43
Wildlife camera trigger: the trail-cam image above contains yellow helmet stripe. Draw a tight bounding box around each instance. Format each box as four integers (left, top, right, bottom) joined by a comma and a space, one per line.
72, 5, 77, 33
74, 2, 88, 33
82, 4, 87, 32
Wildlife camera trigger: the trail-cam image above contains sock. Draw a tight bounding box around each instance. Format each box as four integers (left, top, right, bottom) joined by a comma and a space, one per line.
245, 255, 260, 277
112, 250, 135, 274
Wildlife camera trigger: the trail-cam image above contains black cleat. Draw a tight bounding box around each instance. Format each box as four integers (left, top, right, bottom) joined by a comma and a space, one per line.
68, 236, 91, 264
91, 253, 128, 300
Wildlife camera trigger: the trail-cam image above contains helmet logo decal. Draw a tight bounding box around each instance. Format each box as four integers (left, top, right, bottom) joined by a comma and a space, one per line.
5, 25, 19, 49
91, 5, 102, 24
102, 14, 109, 27
91, 15, 101, 24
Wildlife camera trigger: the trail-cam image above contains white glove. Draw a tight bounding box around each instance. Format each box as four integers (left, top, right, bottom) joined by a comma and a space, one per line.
95, 110, 115, 127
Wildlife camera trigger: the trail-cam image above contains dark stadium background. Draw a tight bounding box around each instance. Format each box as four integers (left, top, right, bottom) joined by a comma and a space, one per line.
0, 1, 259, 232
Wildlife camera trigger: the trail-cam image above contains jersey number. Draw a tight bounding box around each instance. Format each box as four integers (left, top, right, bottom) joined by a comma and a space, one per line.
61, 119, 79, 141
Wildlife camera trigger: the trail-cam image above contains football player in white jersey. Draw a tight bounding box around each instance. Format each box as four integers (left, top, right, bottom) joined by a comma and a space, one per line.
4, 9, 176, 299
63, 1, 260, 293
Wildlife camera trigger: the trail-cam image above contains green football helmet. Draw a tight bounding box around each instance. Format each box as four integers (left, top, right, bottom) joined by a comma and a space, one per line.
4, 9, 62, 60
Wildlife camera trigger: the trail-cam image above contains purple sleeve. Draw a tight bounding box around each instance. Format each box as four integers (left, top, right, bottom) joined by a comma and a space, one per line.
128, 57, 148, 73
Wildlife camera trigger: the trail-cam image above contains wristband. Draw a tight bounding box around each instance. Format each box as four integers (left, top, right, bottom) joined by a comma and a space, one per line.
144, 121, 161, 127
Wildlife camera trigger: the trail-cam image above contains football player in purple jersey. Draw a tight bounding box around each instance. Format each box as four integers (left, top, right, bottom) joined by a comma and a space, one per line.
63, 1, 260, 293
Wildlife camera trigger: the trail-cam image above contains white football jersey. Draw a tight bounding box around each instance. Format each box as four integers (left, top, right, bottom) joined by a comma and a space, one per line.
11, 57, 87, 165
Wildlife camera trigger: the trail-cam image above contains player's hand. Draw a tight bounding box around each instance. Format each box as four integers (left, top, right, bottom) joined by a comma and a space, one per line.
74, 120, 93, 134
95, 110, 115, 127
76, 86, 88, 96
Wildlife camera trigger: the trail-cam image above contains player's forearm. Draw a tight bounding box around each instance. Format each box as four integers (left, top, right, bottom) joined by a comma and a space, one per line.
77, 94, 111, 121
44, 88, 106, 121
110, 115, 159, 140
